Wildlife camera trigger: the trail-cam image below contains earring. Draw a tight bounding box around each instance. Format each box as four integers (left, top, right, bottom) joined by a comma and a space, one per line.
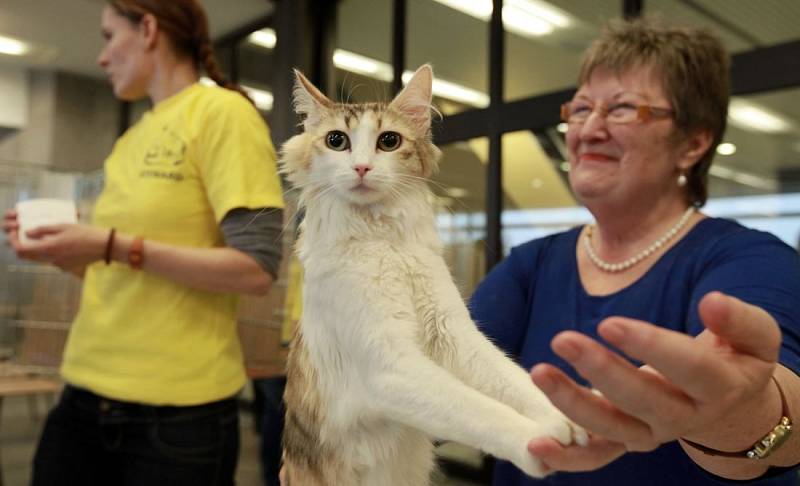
677, 172, 687, 187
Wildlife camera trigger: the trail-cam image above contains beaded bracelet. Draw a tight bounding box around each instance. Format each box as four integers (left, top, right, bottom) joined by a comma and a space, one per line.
104, 228, 116, 265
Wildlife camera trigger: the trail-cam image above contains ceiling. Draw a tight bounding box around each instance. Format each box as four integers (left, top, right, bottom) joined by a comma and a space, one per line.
0, 0, 274, 78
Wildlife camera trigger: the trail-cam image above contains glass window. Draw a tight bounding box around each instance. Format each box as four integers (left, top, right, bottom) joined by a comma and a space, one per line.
504, 0, 621, 102
499, 128, 581, 253
432, 137, 488, 295
334, 0, 393, 103
709, 87, 800, 199
235, 33, 275, 119
408, 0, 489, 115
337, 0, 393, 67
702, 86, 800, 249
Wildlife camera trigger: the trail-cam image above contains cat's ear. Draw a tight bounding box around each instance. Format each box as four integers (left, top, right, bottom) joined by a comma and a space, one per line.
293, 69, 333, 130
389, 64, 433, 136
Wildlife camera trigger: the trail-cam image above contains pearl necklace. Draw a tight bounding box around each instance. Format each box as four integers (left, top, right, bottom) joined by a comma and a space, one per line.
583, 206, 696, 273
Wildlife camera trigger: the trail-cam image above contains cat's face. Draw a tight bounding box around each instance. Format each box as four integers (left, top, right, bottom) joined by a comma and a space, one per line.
294, 103, 431, 205
281, 66, 441, 206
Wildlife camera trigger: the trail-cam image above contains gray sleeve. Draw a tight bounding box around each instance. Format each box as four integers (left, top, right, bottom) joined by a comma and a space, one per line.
220, 207, 284, 278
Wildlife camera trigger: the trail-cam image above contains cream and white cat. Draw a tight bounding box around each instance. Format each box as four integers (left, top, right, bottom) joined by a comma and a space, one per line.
279, 65, 587, 486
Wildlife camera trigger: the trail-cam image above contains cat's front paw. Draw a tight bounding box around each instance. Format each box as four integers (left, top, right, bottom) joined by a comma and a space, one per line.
544, 409, 589, 447
504, 416, 581, 479
525, 406, 589, 448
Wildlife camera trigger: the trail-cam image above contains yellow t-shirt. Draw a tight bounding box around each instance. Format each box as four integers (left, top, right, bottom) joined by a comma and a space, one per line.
61, 84, 285, 405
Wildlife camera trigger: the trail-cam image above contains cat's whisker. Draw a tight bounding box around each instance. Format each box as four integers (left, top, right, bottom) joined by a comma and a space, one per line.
396, 175, 477, 214
386, 181, 422, 197
368, 80, 379, 105
339, 70, 351, 104
396, 174, 450, 194
304, 183, 340, 205
240, 207, 282, 231
434, 191, 475, 215
395, 179, 436, 195
430, 104, 444, 123
389, 178, 431, 195
346, 82, 364, 105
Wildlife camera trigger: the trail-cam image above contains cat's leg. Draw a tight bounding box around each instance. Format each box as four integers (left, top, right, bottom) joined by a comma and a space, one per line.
421, 260, 589, 447
362, 340, 564, 479
283, 334, 363, 486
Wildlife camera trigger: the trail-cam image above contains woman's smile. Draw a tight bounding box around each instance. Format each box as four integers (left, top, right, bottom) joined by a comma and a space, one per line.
579, 152, 617, 163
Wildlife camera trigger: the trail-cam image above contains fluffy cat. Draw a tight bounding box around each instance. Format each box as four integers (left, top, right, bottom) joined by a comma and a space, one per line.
279, 65, 587, 486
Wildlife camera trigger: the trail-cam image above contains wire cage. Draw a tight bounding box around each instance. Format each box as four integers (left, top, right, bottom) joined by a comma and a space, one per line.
6, 264, 81, 374
0, 160, 95, 375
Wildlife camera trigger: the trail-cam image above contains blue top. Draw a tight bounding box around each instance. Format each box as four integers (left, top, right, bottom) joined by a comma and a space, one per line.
470, 217, 800, 486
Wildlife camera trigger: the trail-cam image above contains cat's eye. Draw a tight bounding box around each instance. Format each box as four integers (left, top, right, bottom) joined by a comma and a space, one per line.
377, 131, 402, 152
325, 131, 350, 151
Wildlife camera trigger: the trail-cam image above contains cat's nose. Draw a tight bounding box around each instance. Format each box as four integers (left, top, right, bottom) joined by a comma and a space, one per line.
354, 165, 371, 178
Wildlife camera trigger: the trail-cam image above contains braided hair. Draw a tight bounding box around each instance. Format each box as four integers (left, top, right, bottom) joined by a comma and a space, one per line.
107, 0, 253, 104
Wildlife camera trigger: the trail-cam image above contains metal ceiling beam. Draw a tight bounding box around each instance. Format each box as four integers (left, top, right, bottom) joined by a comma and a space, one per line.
392, 0, 407, 96
485, 0, 505, 270
731, 39, 800, 95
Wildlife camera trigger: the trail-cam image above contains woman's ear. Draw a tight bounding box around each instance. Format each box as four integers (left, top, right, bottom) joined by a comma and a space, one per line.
138, 13, 159, 50
679, 129, 714, 170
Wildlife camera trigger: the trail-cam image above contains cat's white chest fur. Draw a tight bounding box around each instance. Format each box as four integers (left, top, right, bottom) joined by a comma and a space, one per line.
301, 238, 442, 460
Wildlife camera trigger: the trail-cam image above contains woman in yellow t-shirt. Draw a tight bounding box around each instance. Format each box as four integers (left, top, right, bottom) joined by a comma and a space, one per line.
3, 1, 284, 485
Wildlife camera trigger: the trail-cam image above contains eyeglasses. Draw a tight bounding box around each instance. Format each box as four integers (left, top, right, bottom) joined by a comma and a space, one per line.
560, 101, 673, 125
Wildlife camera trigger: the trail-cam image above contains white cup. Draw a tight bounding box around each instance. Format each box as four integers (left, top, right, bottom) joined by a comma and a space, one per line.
15, 198, 78, 246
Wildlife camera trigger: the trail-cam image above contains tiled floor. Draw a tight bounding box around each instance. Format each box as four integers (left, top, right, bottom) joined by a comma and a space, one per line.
0, 391, 486, 486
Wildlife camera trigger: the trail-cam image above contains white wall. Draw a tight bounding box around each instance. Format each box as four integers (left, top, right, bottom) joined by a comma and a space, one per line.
0, 69, 117, 172
0, 65, 28, 129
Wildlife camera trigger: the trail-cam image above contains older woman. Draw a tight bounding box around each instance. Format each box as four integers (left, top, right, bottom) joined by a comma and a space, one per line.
471, 18, 800, 485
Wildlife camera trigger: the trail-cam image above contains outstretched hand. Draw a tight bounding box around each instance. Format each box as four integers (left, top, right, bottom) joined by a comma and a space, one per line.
527, 291, 782, 473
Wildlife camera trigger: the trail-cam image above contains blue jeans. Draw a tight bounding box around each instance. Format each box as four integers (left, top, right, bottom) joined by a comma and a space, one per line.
31, 385, 240, 486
